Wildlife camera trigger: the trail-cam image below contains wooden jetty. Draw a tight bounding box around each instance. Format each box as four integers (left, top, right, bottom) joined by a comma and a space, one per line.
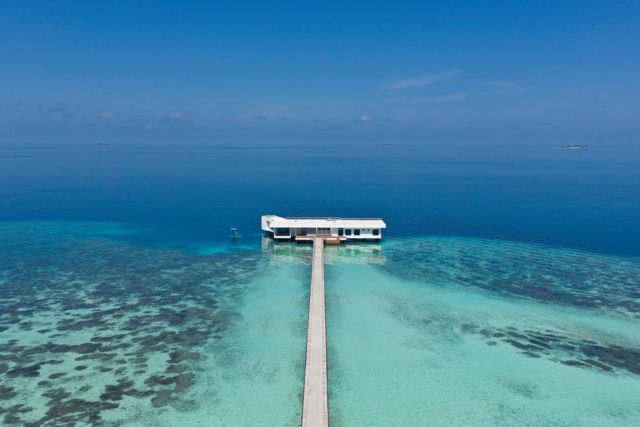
301, 238, 329, 427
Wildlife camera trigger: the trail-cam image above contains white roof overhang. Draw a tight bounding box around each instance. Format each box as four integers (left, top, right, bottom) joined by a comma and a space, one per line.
269, 218, 386, 229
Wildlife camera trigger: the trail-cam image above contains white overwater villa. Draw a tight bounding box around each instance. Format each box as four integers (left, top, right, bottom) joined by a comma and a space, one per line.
261, 215, 386, 243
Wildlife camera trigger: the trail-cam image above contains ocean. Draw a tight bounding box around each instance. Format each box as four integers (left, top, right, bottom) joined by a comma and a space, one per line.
1, 142, 639, 425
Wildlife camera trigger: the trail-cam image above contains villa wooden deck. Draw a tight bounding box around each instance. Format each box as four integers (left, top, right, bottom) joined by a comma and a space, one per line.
295, 234, 344, 243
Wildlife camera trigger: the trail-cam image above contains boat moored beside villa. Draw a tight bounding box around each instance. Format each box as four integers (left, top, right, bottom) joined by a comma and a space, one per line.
262, 215, 386, 242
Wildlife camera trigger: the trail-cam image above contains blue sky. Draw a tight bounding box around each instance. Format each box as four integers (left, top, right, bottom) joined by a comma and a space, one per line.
1, 1, 639, 145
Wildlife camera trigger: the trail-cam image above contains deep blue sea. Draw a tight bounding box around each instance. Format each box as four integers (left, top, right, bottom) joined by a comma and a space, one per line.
1, 142, 639, 425
2, 143, 639, 254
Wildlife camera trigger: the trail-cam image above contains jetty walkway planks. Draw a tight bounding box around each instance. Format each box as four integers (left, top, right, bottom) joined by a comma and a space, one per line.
301, 238, 329, 427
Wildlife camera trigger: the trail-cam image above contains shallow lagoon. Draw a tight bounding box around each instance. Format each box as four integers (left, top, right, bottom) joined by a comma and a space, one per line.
0, 222, 309, 426
2, 224, 639, 425
326, 238, 640, 426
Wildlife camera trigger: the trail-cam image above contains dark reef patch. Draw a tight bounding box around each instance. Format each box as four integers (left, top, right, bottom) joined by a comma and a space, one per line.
6, 364, 41, 378
100, 380, 135, 401
463, 323, 640, 376
0, 385, 17, 400
151, 389, 173, 407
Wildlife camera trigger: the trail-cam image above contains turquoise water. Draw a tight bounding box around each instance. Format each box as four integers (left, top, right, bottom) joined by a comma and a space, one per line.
0, 222, 309, 425
2, 225, 640, 425
1, 144, 640, 425
326, 239, 640, 426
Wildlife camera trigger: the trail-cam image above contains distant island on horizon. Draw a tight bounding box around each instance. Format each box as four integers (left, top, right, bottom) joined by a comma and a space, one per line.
562, 144, 589, 149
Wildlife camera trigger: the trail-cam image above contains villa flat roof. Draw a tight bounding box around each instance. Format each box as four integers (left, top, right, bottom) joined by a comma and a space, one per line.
267, 216, 386, 229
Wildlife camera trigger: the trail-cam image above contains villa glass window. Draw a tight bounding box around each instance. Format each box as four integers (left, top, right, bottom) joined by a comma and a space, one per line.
354, 229, 361, 236
345, 229, 352, 236
373, 229, 379, 236
275, 228, 290, 236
